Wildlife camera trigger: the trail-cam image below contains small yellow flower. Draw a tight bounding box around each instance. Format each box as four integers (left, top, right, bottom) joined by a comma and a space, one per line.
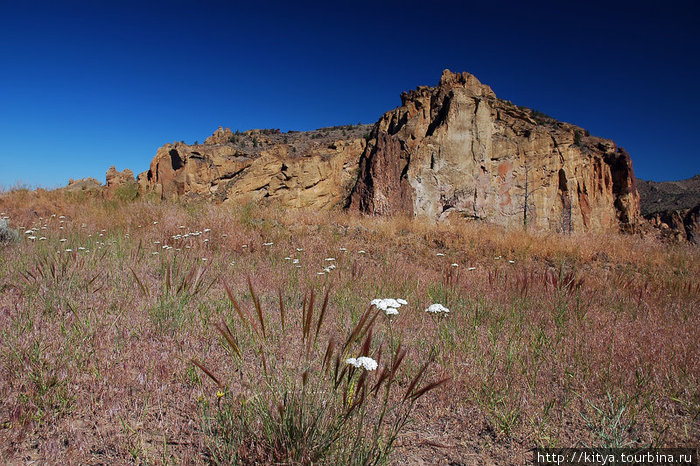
217, 390, 225, 398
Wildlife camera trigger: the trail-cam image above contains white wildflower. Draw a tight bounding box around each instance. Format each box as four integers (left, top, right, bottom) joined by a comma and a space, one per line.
451, 263, 459, 267
39, 237, 46, 241
371, 298, 406, 316
358, 250, 366, 254
292, 258, 300, 264
24, 230, 33, 234
325, 257, 335, 261
296, 248, 304, 251
28, 236, 36, 240
263, 242, 273, 246
508, 260, 515, 264
204, 228, 211, 233
65, 248, 73, 252
468, 267, 477, 271
436, 253, 445, 257
284, 257, 291, 260
425, 303, 450, 314
346, 356, 378, 371
60, 238, 67, 242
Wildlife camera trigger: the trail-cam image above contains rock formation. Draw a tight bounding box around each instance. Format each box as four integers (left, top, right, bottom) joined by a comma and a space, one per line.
140, 126, 368, 209
349, 70, 639, 233
636, 176, 700, 244
104, 166, 138, 200
65, 177, 103, 193
646, 206, 700, 244
137, 70, 642, 233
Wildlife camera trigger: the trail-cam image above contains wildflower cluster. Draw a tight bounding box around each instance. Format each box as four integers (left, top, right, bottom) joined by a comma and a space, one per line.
345, 356, 378, 371
371, 298, 407, 316
425, 303, 449, 314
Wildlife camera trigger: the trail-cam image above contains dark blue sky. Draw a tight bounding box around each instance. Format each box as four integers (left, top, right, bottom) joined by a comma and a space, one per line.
1, 0, 698, 187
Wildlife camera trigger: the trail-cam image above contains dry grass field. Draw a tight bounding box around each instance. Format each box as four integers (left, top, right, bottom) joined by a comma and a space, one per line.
0, 188, 698, 464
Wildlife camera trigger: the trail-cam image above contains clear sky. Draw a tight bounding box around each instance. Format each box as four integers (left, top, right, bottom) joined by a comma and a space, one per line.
1, 0, 698, 188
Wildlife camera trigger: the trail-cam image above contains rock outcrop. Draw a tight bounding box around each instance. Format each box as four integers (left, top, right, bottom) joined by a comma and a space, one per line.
636, 176, 700, 244
646, 206, 700, 244
349, 70, 640, 233
104, 166, 138, 200
65, 177, 103, 193
140, 127, 367, 209
137, 70, 641, 233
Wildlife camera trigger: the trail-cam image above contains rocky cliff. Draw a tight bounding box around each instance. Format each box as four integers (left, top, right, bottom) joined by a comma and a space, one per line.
139, 126, 369, 209
637, 176, 700, 243
136, 70, 641, 233
349, 70, 639, 232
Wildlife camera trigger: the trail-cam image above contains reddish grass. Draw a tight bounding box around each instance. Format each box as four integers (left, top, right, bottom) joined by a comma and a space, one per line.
0, 189, 697, 464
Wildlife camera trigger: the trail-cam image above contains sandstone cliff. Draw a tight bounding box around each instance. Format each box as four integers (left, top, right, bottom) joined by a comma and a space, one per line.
349, 70, 640, 233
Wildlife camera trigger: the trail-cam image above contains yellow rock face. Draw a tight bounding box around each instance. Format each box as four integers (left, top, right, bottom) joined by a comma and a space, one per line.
140, 135, 364, 210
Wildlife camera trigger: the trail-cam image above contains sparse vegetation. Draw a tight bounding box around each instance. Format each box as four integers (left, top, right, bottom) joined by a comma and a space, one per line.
113, 182, 139, 202
0, 189, 697, 463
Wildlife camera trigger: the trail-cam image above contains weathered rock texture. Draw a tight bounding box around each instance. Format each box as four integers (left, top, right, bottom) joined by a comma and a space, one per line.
104, 166, 137, 199
638, 175, 700, 244
646, 206, 700, 244
138, 70, 641, 233
141, 126, 368, 209
349, 70, 640, 232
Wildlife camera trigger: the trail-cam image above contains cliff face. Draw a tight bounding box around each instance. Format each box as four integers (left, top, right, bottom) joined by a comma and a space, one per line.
349, 70, 640, 232
140, 127, 367, 210
137, 70, 640, 233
